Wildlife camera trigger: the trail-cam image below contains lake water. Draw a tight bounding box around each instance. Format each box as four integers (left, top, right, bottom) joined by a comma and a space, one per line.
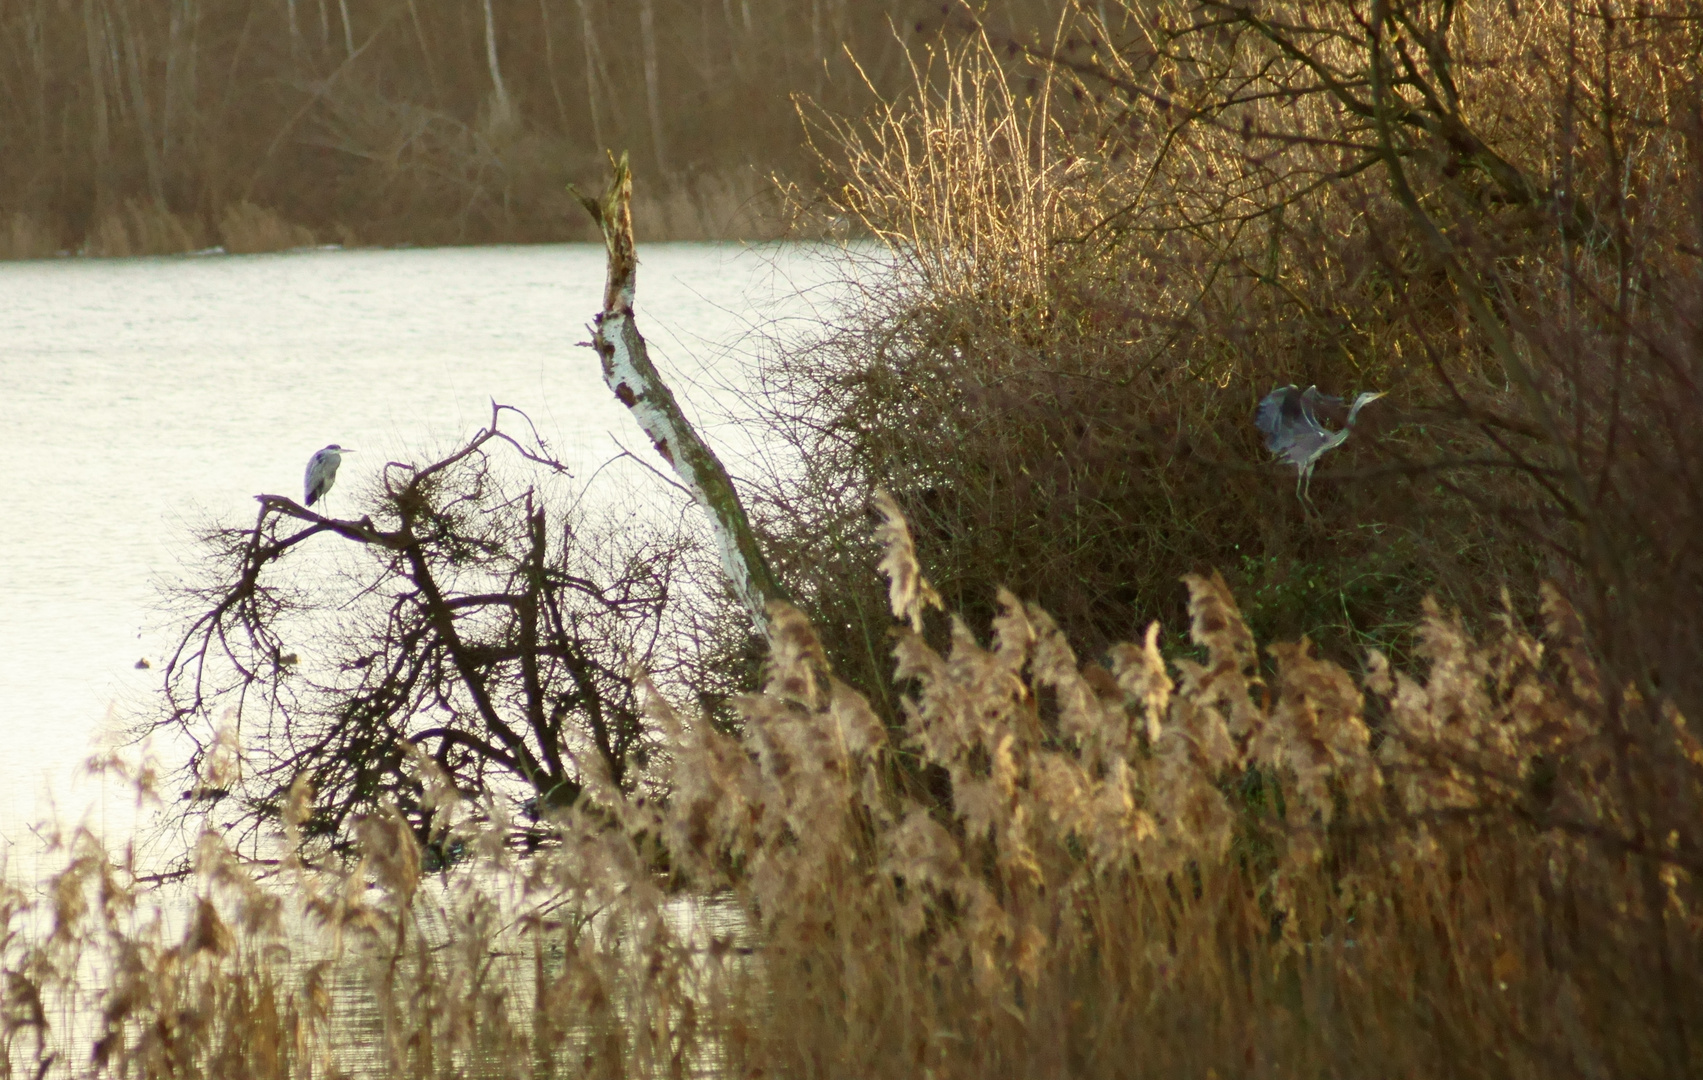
0, 242, 855, 860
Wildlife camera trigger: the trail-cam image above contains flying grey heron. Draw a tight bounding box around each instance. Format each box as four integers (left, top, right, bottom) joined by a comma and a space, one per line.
304, 444, 354, 508
1255, 385, 1385, 507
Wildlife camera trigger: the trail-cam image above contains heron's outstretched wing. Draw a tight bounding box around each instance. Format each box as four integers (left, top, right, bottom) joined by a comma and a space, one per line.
1255, 385, 1302, 451
1299, 385, 1346, 428
1299, 385, 1342, 411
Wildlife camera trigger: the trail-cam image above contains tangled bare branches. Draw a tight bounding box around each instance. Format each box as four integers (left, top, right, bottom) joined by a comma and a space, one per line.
156, 404, 685, 857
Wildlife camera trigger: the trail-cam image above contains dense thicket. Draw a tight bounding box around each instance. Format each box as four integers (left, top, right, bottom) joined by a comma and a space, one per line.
0, 0, 1060, 252
755, 1, 1703, 734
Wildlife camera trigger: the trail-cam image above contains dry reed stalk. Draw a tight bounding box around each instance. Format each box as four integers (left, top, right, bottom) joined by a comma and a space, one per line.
0, 213, 61, 259
216, 202, 317, 254
82, 198, 204, 257
801, 30, 1099, 312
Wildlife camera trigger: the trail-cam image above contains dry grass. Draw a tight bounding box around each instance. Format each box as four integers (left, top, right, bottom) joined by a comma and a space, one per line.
0, 212, 60, 259
631, 173, 786, 243
81, 200, 207, 258
5, 5, 1696, 1074
7, 500, 1697, 1078
217, 203, 317, 255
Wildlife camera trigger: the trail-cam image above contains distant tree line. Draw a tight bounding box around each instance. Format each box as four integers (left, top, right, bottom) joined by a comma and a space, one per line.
0, 0, 1060, 253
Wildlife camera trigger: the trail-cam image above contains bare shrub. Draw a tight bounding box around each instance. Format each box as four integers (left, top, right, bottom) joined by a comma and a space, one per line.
757, 25, 1502, 697
755, 1, 1699, 725
154, 407, 692, 860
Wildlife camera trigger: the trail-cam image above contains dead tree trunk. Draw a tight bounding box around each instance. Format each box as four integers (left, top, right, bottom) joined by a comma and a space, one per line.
575, 154, 786, 639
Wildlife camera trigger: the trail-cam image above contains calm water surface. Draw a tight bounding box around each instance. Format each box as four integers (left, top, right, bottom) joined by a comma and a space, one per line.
0, 242, 852, 851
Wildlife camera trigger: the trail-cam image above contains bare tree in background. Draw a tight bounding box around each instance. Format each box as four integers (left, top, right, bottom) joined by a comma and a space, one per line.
637, 0, 668, 176
2, 0, 1032, 249
481, 0, 514, 132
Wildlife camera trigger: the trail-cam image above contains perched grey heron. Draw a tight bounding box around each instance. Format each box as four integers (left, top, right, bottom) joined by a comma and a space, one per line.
304, 444, 354, 508
1255, 385, 1385, 507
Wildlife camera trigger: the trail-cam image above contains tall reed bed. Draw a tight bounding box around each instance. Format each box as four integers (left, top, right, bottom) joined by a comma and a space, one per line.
8, 496, 1696, 1077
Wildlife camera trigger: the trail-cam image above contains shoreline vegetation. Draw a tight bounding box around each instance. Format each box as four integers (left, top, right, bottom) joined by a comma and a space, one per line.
19, 516, 1703, 1077
8, 1, 1703, 1076
0, 0, 1014, 256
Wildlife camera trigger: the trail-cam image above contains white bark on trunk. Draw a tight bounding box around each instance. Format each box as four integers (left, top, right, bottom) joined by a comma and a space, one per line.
717, 0, 746, 79
538, 0, 569, 130
114, 0, 166, 206
23, 2, 49, 148
404, 0, 437, 100
810, 0, 822, 91
168, 0, 185, 157
82, 0, 114, 207
575, 157, 785, 638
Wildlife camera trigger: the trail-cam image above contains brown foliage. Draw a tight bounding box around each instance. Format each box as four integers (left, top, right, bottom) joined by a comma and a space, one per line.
755, 0, 1702, 717
647, 501, 1701, 1077
11, 499, 1697, 1078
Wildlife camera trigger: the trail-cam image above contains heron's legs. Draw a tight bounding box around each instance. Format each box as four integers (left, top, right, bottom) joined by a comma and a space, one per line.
1297, 463, 1319, 515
